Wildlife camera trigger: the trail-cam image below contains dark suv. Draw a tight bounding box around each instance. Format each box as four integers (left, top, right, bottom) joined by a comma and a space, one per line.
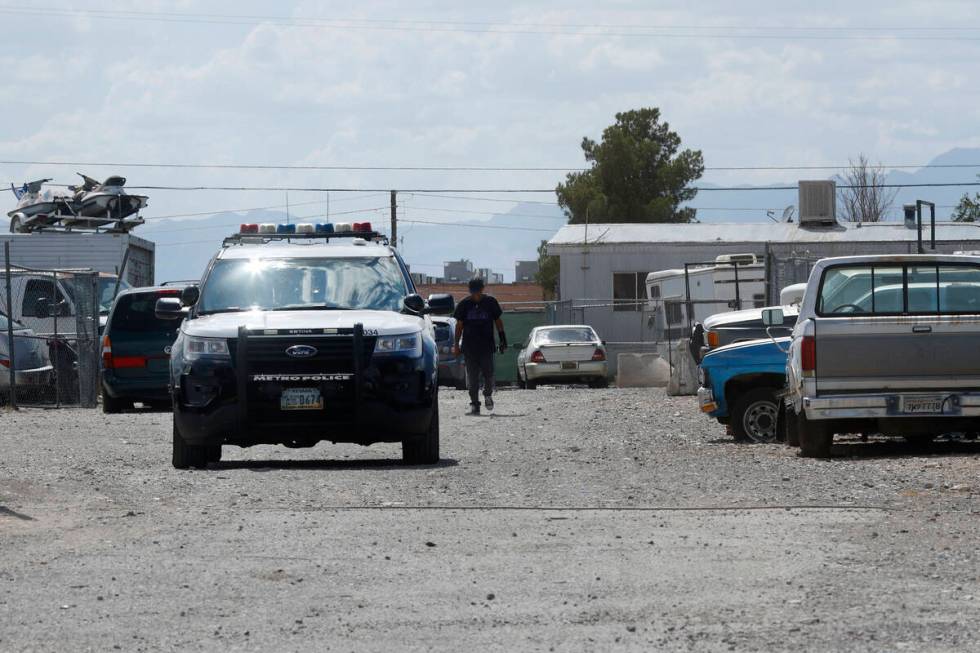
101, 286, 188, 413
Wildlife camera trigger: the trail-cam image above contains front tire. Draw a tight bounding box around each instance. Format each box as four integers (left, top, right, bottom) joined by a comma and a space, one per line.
403, 401, 440, 465
172, 420, 208, 469
798, 414, 833, 458
731, 388, 780, 443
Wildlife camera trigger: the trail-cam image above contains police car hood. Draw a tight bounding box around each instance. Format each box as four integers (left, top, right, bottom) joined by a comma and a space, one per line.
183, 309, 424, 339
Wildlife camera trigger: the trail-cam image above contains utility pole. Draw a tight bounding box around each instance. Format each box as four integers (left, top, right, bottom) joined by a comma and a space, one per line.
390, 190, 398, 246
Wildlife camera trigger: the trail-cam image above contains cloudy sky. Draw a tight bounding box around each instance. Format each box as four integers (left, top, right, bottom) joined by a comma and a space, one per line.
2, 1, 979, 276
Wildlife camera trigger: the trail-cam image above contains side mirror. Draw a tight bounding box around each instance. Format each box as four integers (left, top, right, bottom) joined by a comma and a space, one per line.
402, 294, 425, 315
180, 285, 200, 307
34, 297, 51, 319
155, 297, 185, 321
426, 293, 455, 316
761, 308, 784, 327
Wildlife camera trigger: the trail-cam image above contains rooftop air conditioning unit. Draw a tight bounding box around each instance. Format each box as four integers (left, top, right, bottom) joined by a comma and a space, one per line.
715, 253, 759, 266
798, 180, 837, 226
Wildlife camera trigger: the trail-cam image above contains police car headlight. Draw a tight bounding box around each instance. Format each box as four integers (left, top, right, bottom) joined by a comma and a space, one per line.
185, 336, 231, 360
374, 332, 422, 357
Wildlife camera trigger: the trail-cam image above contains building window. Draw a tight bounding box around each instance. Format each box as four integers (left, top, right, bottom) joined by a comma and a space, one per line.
665, 301, 684, 325
612, 272, 644, 312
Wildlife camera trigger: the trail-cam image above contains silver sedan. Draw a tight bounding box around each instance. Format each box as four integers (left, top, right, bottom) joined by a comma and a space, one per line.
0, 312, 54, 399
517, 325, 608, 389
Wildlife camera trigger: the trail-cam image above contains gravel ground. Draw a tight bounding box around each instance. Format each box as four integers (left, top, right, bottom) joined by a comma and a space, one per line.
2, 387, 979, 651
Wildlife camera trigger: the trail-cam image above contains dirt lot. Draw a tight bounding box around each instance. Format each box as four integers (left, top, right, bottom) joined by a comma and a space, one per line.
2, 387, 979, 651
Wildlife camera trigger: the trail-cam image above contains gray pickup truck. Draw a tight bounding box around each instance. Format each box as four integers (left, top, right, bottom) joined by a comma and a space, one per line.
771, 254, 980, 458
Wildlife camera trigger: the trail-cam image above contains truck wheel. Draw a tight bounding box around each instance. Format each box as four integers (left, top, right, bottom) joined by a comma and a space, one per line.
205, 445, 222, 463
172, 420, 208, 469
798, 415, 833, 459
403, 402, 440, 465
785, 409, 801, 447
102, 390, 130, 414
731, 388, 780, 443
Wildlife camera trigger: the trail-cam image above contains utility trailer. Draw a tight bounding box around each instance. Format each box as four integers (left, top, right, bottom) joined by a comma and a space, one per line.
0, 231, 155, 287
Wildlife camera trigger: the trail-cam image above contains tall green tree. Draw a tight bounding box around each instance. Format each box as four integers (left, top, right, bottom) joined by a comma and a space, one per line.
952, 192, 980, 222
534, 240, 559, 300
556, 108, 704, 224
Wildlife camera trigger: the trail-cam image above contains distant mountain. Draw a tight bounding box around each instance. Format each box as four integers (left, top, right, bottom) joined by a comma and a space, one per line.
7, 148, 978, 284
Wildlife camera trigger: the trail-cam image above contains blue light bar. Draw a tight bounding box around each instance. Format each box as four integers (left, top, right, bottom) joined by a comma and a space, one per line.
315, 222, 334, 234
277, 223, 296, 234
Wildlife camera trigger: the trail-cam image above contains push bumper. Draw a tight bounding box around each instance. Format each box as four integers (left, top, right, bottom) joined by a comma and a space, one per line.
804, 392, 980, 420
174, 357, 436, 447
524, 360, 608, 381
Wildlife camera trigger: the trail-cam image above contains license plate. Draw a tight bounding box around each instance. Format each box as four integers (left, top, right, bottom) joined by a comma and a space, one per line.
561, 361, 578, 370
901, 396, 944, 414
280, 387, 323, 411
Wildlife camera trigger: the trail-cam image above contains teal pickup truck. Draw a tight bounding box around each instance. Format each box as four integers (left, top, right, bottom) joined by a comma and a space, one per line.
696, 337, 791, 442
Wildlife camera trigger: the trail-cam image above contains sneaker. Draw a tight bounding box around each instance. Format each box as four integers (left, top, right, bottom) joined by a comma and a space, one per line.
467, 403, 481, 416
484, 395, 494, 411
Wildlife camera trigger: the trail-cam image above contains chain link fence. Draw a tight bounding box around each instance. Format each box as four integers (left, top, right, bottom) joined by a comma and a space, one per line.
2, 242, 101, 408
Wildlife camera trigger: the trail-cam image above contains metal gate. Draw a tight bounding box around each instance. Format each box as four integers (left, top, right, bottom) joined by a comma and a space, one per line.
2, 242, 101, 408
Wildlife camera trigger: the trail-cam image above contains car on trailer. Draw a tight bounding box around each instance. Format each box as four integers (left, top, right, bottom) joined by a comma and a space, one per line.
158, 222, 454, 468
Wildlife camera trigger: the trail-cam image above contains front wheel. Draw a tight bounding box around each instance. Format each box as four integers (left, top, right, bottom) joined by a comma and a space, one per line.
403, 402, 440, 465
730, 388, 780, 443
172, 420, 208, 469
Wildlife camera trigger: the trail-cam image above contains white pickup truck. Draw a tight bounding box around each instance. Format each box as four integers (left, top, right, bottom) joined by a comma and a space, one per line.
767, 254, 980, 458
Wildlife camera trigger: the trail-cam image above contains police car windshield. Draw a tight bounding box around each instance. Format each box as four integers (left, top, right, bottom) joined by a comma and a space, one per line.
198, 256, 408, 314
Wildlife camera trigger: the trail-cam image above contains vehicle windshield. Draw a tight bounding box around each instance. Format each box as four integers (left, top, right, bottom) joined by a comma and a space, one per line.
111, 292, 181, 338
536, 327, 597, 344
198, 256, 409, 314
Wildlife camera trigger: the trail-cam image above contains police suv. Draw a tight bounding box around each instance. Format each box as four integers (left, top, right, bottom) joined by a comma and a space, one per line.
156, 222, 453, 469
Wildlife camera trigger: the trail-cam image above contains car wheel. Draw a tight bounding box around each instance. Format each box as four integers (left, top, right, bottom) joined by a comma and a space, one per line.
903, 433, 935, 445
589, 377, 609, 389
403, 401, 440, 465
785, 409, 801, 447
731, 388, 779, 443
172, 420, 208, 469
798, 414, 833, 459
102, 390, 130, 414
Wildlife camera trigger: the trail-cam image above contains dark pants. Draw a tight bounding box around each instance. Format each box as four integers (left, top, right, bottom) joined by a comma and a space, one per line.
464, 349, 495, 406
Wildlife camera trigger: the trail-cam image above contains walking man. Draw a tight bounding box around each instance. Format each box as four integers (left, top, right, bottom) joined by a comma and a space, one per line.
452, 278, 507, 415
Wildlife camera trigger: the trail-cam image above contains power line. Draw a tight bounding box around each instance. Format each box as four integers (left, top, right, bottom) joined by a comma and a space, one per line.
3, 6, 980, 42
6, 158, 980, 173
400, 218, 556, 232
0, 159, 585, 172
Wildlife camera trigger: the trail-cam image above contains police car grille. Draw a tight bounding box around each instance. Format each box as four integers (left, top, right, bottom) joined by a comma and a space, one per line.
245, 336, 376, 374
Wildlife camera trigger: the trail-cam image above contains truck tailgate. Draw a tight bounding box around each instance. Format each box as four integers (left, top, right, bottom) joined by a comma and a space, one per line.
815, 315, 980, 392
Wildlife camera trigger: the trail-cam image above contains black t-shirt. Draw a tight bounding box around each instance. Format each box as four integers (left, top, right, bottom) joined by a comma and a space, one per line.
453, 295, 503, 354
